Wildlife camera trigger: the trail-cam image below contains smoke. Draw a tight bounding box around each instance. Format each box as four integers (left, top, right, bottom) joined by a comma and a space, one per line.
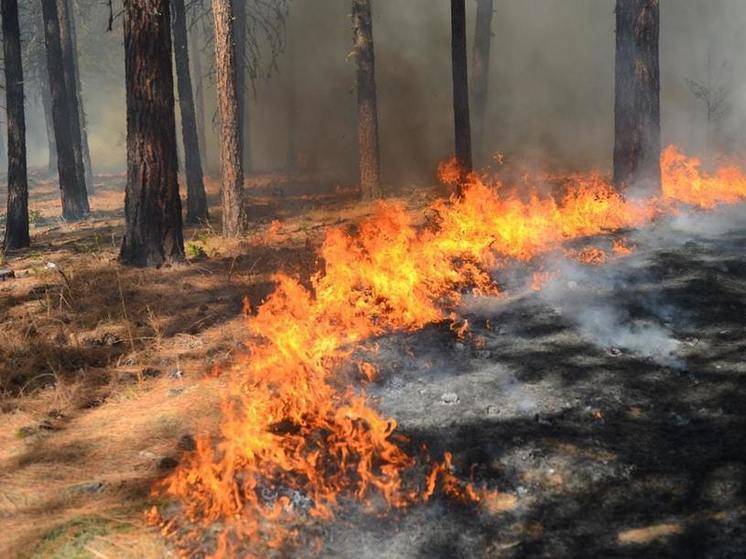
17, 0, 746, 183
459, 201, 746, 370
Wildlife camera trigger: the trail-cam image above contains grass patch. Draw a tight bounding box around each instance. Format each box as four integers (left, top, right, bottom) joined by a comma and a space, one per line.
31, 515, 131, 559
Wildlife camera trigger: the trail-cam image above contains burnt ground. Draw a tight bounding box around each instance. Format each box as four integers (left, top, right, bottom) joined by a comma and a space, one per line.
312, 208, 746, 559
1, 173, 744, 558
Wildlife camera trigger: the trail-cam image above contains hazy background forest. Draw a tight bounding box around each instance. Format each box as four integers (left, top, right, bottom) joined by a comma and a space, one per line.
3, 0, 746, 557
17, 0, 746, 182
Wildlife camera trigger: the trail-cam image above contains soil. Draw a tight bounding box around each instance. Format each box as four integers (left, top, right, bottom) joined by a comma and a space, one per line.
1, 172, 745, 558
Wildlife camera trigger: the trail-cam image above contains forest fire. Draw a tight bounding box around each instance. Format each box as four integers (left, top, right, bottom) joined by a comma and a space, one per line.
151, 146, 746, 557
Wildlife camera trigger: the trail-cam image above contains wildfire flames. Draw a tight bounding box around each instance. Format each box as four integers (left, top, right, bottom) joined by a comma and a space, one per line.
150, 146, 746, 557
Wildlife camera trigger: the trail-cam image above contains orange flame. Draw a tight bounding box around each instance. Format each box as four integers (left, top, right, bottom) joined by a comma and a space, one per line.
152, 146, 746, 557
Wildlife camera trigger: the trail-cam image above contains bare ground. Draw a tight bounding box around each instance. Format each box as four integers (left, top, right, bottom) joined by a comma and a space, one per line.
1, 172, 745, 558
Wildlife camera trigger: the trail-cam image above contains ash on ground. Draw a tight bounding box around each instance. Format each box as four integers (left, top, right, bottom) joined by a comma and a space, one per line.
320, 206, 746, 558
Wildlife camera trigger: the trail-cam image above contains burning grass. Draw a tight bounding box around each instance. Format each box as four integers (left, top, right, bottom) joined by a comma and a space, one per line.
152, 146, 746, 557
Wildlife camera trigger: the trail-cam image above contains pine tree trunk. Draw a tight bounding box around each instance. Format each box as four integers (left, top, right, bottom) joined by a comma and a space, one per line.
39, 71, 58, 175
190, 20, 208, 170
451, 0, 472, 193
212, 0, 244, 236
41, 0, 89, 220
172, 0, 208, 223
471, 0, 494, 167
2, 0, 30, 251
67, 3, 95, 193
33, 14, 57, 175
234, 0, 251, 174
56, 0, 89, 195
120, 0, 184, 267
352, 0, 382, 200
613, 0, 660, 192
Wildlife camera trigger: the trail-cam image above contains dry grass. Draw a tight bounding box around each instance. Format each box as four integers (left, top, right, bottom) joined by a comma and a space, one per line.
0, 169, 437, 557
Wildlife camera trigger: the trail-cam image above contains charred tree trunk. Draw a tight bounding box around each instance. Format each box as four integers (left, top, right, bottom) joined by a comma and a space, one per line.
67, 4, 95, 193
234, 0, 251, 174
2, 0, 30, 251
451, 0, 472, 192
56, 0, 89, 195
613, 0, 660, 192
212, 0, 244, 236
120, 0, 184, 267
471, 0, 494, 166
190, 20, 208, 169
172, 0, 208, 223
352, 0, 382, 200
41, 0, 89, 219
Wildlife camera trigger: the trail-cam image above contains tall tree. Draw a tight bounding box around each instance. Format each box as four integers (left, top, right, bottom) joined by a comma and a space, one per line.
352, 0, 382, 200
471, 0, 494, 166
67, 3, 95, 192
120, 0, 184, 266
190, 19, 208, 169
39, 70, 58, 174
451, 0, 473, 191
613, 0, 661, 192
41, 0, 89, 219
2, 0, 30, 251
212, 0, 243, 236
172, 0, 209, 223
234, 0, 251, 174
56, 0, 89, 194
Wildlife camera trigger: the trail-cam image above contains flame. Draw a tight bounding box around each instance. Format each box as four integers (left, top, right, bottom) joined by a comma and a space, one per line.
152, 146, 746, 557
612, 238, 634, 256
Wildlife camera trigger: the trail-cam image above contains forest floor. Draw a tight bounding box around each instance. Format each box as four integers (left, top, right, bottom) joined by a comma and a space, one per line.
0, 171, 745, 558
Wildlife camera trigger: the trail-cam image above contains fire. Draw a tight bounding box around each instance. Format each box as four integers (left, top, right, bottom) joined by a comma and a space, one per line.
661, 145, 746, 208
152, 146, 746, 557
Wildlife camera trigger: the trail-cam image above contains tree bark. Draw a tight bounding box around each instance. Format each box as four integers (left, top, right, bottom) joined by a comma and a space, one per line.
613, 0, 660, 192
234, 0, 251, 174
451, 0, 472, 192
67, 3, 95, 193
2, 0, 30, 251
212, 0, 244, 236
41, 0, 89, 220
471, 0, 494, 167
352, 0, 382, 200
39, 70, 58, 175
190, 19, 208, 170
56, 0, 89, 195
172, 0, 209, 223
120, 0, 184, 267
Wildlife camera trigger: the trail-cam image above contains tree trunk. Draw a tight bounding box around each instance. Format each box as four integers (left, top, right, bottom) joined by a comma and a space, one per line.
2, 0, 29, 251
190, 19, 208, 169
212, 0, 244, 236
172, 0, 208, 223
352, 0, 382, 200
56, 0, 89, 195
39, 71, 57, 175
471, 0, 494, 167
41, 0, 89, 220
67, 3, 95, 193
120, 0, 184, 267
613, 0, 660, 192
234, 0, 251, 174
451, 0, 472, 192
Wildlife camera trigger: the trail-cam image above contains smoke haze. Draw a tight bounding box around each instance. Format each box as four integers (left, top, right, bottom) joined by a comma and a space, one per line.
17, 0, 746, 181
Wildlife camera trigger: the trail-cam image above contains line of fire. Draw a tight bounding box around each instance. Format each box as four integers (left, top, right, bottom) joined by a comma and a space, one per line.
1, 1, 745, 558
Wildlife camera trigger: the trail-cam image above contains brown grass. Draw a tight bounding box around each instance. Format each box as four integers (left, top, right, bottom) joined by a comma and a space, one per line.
0, 169, 438, 557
